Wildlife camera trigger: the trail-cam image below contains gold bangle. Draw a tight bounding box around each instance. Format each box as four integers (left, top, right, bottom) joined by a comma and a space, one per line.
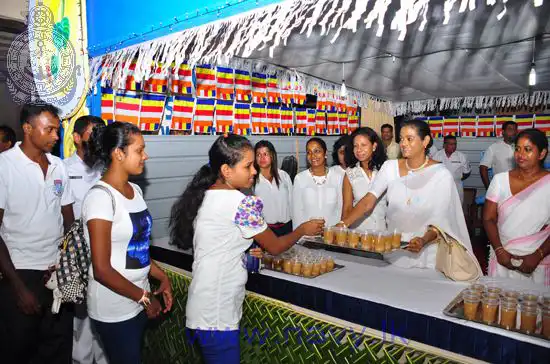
494, 246, 504, 254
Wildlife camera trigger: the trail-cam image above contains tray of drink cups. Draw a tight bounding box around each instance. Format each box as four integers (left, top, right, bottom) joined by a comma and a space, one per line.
299, 226, 408, 259
443, 283, 550, 341
261, 246, 343, 279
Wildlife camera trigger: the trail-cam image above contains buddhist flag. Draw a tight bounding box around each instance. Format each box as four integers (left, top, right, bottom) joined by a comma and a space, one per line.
315, 110, 326, 134
251, 103, 268, 134
266, 105, 281, 134
139, 94, 165, 131
267, 75, 281, 103
495, 115, 514, 137
114, 91, 140, 125
316, 92, 327, 111
477, 115, 495, 137
171, 62, 193, 95
347, 106, 359, 132
325, 90, 337, 113
294, 108, 307, 135
280, 106, 294, 135
195, 65, 216, 98
119, 62, 141, 91
306, 109, 316, 136
216, 66, 234, 101
194, 98, 215, 134
251, 73, 267, 103
293, 80, 306, 106
171, 96, 194, 131
101, 88, 115, 124
460, 116, 477, 137
338, 112, 348, 135
428, 117, 443, 138
143, 62, 168, 94
515, 114, 534, 131
443, 116, 460, 137
214, 99, 233, 133
327, 111, 339, 135
233, 103, 251, 136
534, 113, 550, 136
234, 69, 252, 102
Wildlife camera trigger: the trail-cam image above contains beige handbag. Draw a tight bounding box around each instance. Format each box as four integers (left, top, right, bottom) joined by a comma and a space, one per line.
431, 225, 482, 282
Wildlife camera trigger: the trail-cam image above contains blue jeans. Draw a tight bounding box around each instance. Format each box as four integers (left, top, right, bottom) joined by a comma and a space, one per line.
186, 328, 240, 364
92, 311, 148, 364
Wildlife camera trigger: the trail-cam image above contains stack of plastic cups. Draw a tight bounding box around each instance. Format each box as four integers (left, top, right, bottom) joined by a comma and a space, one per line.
481, 284, 501, 324
519, 291, 539, 334
500, 290, 519, 330
463, 287, 482, 321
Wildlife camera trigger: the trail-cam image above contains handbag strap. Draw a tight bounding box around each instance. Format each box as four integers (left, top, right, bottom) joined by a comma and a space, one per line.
429, 224, 466, 251
90, 184, 116, 214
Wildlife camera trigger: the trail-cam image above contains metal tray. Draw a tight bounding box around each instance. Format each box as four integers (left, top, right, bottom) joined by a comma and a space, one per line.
299, 236, 408, 260
443, 289, 549, 341
262, 263, 345, 279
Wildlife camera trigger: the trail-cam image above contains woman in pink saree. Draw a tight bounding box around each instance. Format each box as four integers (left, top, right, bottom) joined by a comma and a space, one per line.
484, 129, 550, 286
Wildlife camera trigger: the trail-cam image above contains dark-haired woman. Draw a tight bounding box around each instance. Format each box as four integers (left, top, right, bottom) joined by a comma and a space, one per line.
253, 141, 293, 236
293, 137, 344, 227
81, 122, 173, 364
339, 120, 480, 272
169, 134, 323, 363
342, 127, 387, 231
330, 135, 351, 180
484, 128, 550, 286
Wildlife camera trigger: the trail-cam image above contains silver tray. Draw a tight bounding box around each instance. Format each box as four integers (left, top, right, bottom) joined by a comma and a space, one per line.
262, 263, 345, 279
299, 235, 408, 260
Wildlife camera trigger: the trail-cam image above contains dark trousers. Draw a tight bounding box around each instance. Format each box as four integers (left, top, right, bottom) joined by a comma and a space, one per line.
92, 310, 148, 364
268, 221, 293, 237
186, 328, 240, 364
0, 269, 74, 364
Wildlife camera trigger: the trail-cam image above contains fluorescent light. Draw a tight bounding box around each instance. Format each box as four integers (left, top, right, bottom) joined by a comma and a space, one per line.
529, 64, 537, 86
340, 81, 347, 97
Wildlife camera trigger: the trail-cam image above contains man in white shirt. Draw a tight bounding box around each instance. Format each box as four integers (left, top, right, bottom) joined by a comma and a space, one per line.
381, 124, 401, 159
433, 135, 471, 204
0, 103, 75, 364
64, 116, 108, 364
479, 121, 518, 189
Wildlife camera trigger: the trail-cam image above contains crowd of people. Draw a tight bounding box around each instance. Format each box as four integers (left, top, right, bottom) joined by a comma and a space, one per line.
0, 102, 548, 364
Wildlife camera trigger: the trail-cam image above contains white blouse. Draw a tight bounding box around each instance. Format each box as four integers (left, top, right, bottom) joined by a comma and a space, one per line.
253, 169, 293, 224
345, 164, 387, 231
292, 168, 343, 227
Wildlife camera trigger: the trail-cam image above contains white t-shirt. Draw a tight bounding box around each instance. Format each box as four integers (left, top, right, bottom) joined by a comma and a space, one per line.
292, 168, 344, 227
63, 153, 102, 218
253, 169, 293, 224
0, 143, 73, 270
480, 140, 515, 175
82, 181, 152, 323
485, 172, 512, 203
186, 190, 267, 330
433, 150, 471, 202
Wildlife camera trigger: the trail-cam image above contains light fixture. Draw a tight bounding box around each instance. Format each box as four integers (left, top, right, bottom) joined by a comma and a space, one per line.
529, 63, 537, 86
534, 0, 543, 7
340, 63, 347, 97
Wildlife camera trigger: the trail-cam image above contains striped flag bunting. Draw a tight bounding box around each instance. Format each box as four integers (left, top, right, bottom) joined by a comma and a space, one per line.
326, 111, 339, 135
514, 114, 534, 131
315, 109, 327, 134
251, 103, 268, 134
251, 72, 267, 103
119, 61, 141, 91
294, 108, 307, 135
534, 114, 550, 136
266, 105, 281, 134
495, 115, 514, 137
338, 112, 348, 135
428, 116, 444, 138
171, 62, 193, 95
443, 116, 460, 137
459, 116, 477, 137
139, 93, 165, 131
280, 106, 294, 135
214, 99, 234, 133
234, 69, 252, 102
101, 87, 115, 124
477, 115, 495, 137
171, 96, 194, 131
233, 103, 251, 136
143, 62, 168, 94
216, 66, 235, 101
193, 98, 215, 134
114, 91, 140, 125
347, 106, 359, 132
306, 109, 316, 135
195, 65, 216, 98
267, 75, 281, 103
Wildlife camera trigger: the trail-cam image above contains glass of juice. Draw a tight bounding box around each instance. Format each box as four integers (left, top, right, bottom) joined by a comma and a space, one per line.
348, 229, 360, 249
520, 301, 539, 334
463, 291, 481, 321
334, 227, 348, 247
499, 298, 518, 330
481, 296, 499, 325
323, 226, 334, 245
391, 230, 402, 250
374, 232, 385, 253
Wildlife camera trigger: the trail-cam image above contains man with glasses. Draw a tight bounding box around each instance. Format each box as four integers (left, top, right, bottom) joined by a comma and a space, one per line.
433, 135, 471, 204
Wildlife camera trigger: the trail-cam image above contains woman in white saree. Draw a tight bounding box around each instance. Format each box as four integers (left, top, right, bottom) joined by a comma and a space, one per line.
338, 120, 480, 271
484, 129, 550, 286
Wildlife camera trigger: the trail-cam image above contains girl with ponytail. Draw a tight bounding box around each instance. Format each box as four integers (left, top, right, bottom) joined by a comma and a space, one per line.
169, 134, 324, 363
81, 122, 173, 364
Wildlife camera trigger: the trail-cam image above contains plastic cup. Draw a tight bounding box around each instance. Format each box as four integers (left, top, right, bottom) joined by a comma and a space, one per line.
520, 301, 539, 334
542, 306, 550, 339
323, 226, 334, 245
325, 256, 335, 272
283, 258, 293, 274
485, 284, 502, 296
348, 230, 360, 249
391, 230, 402, 249
291, 257, 302, 276
481, 297, 499, 324
334, 227, 348, 247
301, 259, 313, 277
319, 255, 327, 274
311, 259, 321, 277
463, 292, 481, 320
501, 290, 520, 301
262, 254, 273, 269
273, 256, 283, 271
383, 231, 392, 252
374, 232, 385, 253
520, 291, 540, 303
500, 300, 518, 330
469, 283, 486, 294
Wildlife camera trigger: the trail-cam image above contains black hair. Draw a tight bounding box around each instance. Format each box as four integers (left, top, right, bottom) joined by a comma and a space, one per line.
346, 127, 387, 171
381, 123, 394, 132
443, 135, 457, 143
169, 134, 253, 249
281, 155, 298, 183
331, 135, 351, 167
502, 121, 518, 131
85, 121, 141, 169
516, 128, 548, 166
254, 140, 281, 187
402, 119, 434, 156
20, 102, 59, 126
73, 115, 106, 136
306, 137, 328, 168
0, 125, 16, 148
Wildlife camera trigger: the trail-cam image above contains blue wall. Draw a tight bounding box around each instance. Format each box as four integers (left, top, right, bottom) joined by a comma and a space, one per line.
87, 0, 283, 57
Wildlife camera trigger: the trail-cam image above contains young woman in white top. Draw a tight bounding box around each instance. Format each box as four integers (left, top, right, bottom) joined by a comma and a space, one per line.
342, 127, 388, 231
82, 122, 173, 364
253, 140, 293, 236
169, 135, 323, 364
329, 135, 351, 179
293, 137, 344, 227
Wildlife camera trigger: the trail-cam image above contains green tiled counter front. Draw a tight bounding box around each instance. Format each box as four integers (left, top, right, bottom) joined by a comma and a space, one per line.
143, 266, 478, 364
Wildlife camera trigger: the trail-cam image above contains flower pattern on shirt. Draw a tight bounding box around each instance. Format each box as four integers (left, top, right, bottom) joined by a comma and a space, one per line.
234, 196, 265, 228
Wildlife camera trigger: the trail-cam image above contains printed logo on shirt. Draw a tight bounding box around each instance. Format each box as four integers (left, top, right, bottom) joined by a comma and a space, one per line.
126, 209, 153, 269
53, 179, 64, 196
69, 175, 83, 179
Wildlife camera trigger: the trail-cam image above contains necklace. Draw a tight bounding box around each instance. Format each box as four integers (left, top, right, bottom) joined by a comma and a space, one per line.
405, 156, 429, 172
310, 167, 328, 186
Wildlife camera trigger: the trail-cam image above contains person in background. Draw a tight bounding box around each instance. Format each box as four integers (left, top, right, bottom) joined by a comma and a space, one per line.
294, 137, 343, 227
480, 121, 518, 189
280, 155, 298, 183
169, 134, 323, 363
381, 123, 400, 160
82, 122, 172, 364
330, 135, 351, 179
484, 128, 549, 286
253, 140, 293, 236
0, 125, 16, 153
0, 103, 75, 364
433, 135, 471, 204
65, 116, 108, 364
342, 127, 388, 231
